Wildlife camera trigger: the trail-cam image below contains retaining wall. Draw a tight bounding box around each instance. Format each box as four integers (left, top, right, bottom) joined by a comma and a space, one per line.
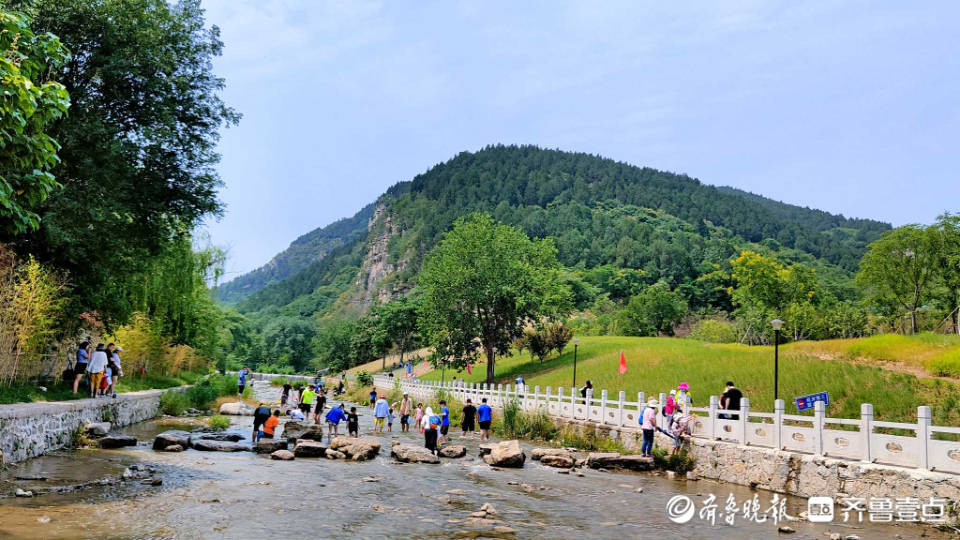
0, 387, 186, 464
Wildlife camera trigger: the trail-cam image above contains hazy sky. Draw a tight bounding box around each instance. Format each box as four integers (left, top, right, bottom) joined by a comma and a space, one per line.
200, 1, 960, 277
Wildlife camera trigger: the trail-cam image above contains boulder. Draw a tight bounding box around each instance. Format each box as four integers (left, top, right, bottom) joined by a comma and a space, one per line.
153, 430, 191, 450
325, 449, 346, 460
218, 402, 253, 416
282, 421, 325, 442
481, 440, 525, 468
271, 450, 295, 461
293, 439, 327, 458
191, 432, 244, 442
586, 452, 653, 471
255, 439, 288, 454
478, 443, 495, 457
84, 421, 112, 437
98, 435, 137, 449
530, 448, 571, 461
540, 454, 575, 468
191, 439, 249, 452
391, 443, 440, 464
329, 436, 381, 461
439, 445, 467, 458
163, 444, 185, 452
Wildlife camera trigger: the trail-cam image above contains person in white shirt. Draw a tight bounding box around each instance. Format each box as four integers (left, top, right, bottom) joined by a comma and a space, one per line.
87, 344, 109, 398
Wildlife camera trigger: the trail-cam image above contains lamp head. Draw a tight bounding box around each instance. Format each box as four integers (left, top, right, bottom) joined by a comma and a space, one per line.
573, 338, 580, 345
770, 318, 784, 331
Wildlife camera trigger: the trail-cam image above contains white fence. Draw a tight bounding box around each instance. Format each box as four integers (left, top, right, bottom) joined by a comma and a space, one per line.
375, 375, 960, 475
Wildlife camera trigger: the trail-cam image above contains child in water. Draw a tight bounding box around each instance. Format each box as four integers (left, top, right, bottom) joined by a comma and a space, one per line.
387, 408, 395, 433
347, 407, 360, 438
414, 403, 424, 434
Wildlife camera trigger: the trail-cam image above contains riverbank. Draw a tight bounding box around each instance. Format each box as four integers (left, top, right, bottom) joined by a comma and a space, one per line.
0, 387, 186, 464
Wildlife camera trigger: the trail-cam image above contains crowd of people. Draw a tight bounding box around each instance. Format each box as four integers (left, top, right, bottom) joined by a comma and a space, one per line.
71, 342, 124, 398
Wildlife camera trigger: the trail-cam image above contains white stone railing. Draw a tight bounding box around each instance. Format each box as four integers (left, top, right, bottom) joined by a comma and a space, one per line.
375, 374, 960, 475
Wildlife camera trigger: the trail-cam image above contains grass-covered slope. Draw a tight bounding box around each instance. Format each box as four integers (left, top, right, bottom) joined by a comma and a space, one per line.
420, 334, 960, 425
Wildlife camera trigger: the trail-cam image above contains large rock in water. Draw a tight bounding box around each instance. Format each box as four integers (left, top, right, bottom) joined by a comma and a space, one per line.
439, 445, 467, 458
391, 443, 440, 464
271, 449, 295, 461
540, 454, 575, 468
84, 421, 111, 437
586, 452, 653, 471
282, 421, 325, 442
481, 440, 525, 468
530, 448, 571, 461
293, 439, 327, 458
255, 439, 288, 454
191, 439, 249, 452
99, 435, 137, 449
329, 436, 381, 461
218, 402, 253, 416
153, 430, 191, 450
478, 444, 496, 457
192, 432, 244, 442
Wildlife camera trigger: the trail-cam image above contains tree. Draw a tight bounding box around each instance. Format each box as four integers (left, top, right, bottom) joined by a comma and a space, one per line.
6, 0, 239, 324
857, 226, 938, 334
0, 7, 70, 234
619, 282, 687, 336
545, 322, 573, 355
374, 296, 420, 369
418, 213, 571, 384
730, 251, 816, 314
262, 318, 316, 373
933, 214, 960, 334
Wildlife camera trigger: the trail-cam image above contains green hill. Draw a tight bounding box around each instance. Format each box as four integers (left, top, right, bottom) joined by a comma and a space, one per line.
228, 145, 889, 320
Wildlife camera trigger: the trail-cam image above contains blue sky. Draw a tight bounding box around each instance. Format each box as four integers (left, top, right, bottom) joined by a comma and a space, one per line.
200, 1, 960, 277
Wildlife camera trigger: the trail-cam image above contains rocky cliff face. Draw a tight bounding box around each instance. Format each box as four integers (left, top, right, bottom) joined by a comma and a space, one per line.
355, 204, 409, 310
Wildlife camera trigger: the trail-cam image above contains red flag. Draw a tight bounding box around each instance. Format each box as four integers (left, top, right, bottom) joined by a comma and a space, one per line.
466, 363, 472, 375
618, 350, 627, 375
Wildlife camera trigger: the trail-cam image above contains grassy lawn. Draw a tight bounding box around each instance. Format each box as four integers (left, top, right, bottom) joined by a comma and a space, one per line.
0, 371, 205, 405
420, 335, 960, 425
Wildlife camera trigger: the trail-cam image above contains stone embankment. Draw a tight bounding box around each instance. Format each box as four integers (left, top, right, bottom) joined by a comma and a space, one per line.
0, 387, 187, 464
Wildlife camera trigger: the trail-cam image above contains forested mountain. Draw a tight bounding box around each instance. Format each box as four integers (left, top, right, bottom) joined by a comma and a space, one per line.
217, 203, 374, 303
227, 145, 890, 322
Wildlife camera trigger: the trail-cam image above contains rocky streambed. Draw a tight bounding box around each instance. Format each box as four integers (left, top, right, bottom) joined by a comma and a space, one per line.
0, 380, 952, 539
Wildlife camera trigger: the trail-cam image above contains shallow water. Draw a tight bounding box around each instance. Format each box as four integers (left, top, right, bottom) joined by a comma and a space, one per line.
0, 381, 952, 539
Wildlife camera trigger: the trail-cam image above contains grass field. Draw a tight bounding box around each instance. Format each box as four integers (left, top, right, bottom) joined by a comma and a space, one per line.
420, 335, 960, 426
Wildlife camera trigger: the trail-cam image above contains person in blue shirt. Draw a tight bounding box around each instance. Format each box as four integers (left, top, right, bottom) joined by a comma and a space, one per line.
237, 367, 249, 397
439, 400, 451, 445
373, 395, 390, 434
325, 403, 347, 441
477, 398, 493, 441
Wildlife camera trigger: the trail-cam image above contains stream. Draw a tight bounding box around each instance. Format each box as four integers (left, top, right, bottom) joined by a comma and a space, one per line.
0, 380, 952, 539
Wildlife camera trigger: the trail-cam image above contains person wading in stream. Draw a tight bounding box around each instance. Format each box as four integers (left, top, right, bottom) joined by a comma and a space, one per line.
253, 403, 272, 442
397, 393, 413, 433
422, 407, 441, 455
477, 398, 492, 441
325, 403, 347, 441
313, 389, 326, 424
300, 385, 316, 417
261, 410, 280, 440
373, 394, 389, 434
461, 399, 477, 439
237, 367, 250, 398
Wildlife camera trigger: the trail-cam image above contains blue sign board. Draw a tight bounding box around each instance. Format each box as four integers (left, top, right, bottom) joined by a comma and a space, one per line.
795, 391, 829, 412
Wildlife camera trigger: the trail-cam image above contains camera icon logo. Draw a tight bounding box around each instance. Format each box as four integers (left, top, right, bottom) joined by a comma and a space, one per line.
807, 497, 835, 523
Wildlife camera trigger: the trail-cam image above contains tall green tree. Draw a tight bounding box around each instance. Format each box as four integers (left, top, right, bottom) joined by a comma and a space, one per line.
5, 0, 239, 323
0, 7, 70, 234
857, 225, 938, 334
934, 213, 960, 334
374, 296, 420, 369
619, 281, 687, 336
418, 213, 571, 384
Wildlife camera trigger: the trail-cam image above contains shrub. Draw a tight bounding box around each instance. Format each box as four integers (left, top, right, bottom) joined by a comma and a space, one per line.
688, 317, 738, 343
495, 398, 556, 440
555, 425, 627, 453
270, 376, 290, 387
207, 414, 230, 430
160, 390, 190, 416
186, 380, 219, 410
355, 370, 373, 386
652, 448, 695, 473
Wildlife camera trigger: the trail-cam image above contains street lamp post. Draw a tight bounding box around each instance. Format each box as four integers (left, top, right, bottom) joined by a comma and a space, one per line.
572, 338, 580, 389
771, 319, 784, 401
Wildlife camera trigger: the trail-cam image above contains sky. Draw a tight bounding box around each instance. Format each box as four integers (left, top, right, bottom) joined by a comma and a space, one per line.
200, 1, 960, 277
